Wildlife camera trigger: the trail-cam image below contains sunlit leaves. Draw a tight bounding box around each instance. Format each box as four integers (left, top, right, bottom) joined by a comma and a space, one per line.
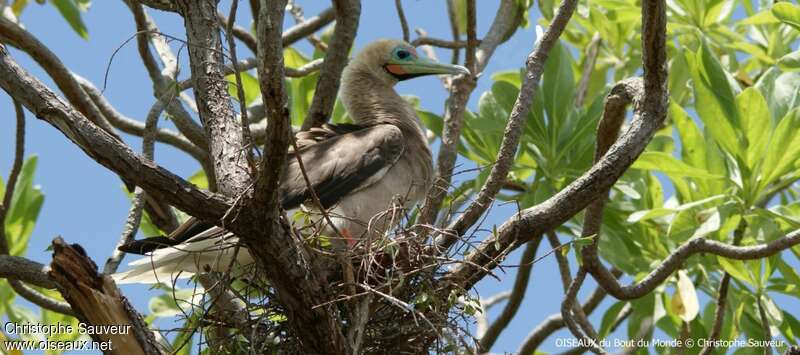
772, 2, 800, 32
226, 71, 261, 105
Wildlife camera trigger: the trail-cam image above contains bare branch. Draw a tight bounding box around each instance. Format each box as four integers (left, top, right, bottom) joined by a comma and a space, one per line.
418, 0, 521, 231
283, 7, 336, 47
0, 48, 231, 221
301, 0, 360, 130
442, 0, 668, 291
76, 75, 210, 166
0, 16, 118, 136
478, 238, 542, 351
103, 99, 164, 274
124, 1, 209, 152
0, 100, 24, 222
253, 3, 347, 353
137, 0, 176, 12
445, 0, 460, 64
517, 270, 621, 354
434, 0, 574, 250
176, 0, 250, 196
410, 37, 469, 49
394, 0, 410, 42
217, 11, 257, 54
0, 255, 56, 289
699, 221, 745, 355
560, 269, 605, 354
224, 0, 255, 162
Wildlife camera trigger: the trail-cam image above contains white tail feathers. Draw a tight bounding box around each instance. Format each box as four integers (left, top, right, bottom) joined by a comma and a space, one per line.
112, 229, 254, 284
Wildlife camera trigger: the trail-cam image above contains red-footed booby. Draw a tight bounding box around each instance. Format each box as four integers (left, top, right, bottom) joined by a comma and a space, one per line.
113, 39, 468, 284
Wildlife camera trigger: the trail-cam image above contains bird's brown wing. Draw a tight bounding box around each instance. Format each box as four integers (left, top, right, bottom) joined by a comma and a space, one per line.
280, 124, 406, 209
120, 123, 405, 255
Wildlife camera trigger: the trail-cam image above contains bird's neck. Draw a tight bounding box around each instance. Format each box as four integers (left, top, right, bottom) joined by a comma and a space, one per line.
340, 68, 426, 139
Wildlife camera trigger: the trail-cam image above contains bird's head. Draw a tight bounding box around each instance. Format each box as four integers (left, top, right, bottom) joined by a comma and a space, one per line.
349, 39, 470, 86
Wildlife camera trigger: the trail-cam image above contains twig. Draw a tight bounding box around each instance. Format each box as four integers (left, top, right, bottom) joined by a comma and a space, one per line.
445, 0, 460, 64
178, 57, 324, 91
103, 99, 165, 274
394, 0, 410, 42
699, 221, 745, 355
300, 0, 360, 130
76, 75, 210, 165
478, 238, 542, 351
282, 7, 336, 47
217, 11, 256, 54
475, 291, 512, 339
411, 37, 470, 49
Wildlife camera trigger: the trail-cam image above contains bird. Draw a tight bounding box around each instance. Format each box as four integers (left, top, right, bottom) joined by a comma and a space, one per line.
112, 39, 469, 284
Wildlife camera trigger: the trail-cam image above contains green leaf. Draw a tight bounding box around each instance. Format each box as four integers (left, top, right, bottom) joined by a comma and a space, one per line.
188, 170, 209, 190
631, 152, 725, 180
49, 0, 89, 39
772, 2, 800, 32
736, 88, 772, 170
226, 71, 260, 105
717, 257, 753, 286
598, 301, 627, 339
778, 49, 800, 72
541, 42, 575, 127
687, 42, 742, 158
761, 108, 800, 189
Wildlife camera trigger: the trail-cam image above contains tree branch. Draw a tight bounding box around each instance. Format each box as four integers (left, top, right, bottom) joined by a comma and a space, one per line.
251, 2, 347, 353
103, 99, 164, 274
300, 0, 360, 130
0, 251, 55, 289
432, 0, 572, 251
418, 0, 520, 231
283, 7, 336, 47
410, 37, 469, 49
478, 237, 542, 351
0, 47, 231, 221
517, 270, 621, 354
176, 0, 250, 196
441, 0, 668, 292
394, 0, 410, 42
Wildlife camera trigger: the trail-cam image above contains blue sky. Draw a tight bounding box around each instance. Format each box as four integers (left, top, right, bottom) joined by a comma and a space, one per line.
0, 1, 741, 354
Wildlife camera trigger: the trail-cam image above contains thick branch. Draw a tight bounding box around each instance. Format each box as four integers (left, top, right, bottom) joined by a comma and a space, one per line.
300, 0, 360, 130
0, 48, 231, 221
252, 2, 347, 353
176, 0, 250, 196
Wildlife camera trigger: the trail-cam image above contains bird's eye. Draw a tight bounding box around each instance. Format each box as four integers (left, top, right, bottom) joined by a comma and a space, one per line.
395, 49, 411, 60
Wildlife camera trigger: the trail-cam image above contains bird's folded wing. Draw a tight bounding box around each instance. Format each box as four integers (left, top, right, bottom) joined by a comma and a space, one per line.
281, 124, 406, 209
